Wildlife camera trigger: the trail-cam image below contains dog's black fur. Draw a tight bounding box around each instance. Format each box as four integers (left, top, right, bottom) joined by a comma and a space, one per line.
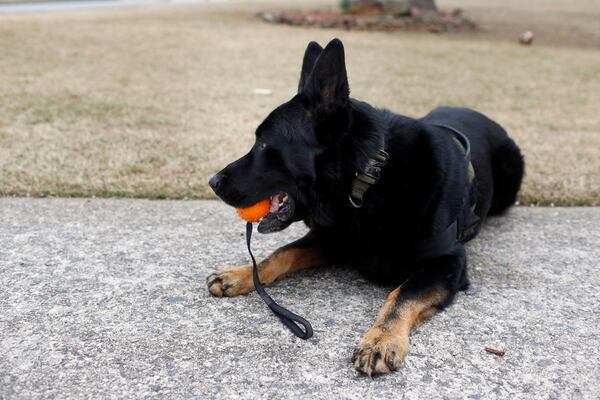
209, 39, 524, 372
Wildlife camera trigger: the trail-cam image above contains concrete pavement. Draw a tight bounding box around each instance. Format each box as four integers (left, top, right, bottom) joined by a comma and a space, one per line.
0, 199, 599, 399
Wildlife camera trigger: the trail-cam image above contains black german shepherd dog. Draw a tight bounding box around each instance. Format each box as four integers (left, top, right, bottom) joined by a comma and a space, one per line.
207, 39, 524, 376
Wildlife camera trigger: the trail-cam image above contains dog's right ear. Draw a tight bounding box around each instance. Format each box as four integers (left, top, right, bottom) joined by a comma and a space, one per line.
298, 41, 323, 93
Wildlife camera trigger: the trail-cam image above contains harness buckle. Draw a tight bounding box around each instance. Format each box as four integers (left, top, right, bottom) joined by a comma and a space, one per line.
362, 150, 389, 181
363, 161, 382, 181
348, 195, 363, 208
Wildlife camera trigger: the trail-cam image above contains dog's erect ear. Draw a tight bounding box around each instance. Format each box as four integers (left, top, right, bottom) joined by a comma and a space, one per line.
302, 38, 349, 107
298, 41, 323, 93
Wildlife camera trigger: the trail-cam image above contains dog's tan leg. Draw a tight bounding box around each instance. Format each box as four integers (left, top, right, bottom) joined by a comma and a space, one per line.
206, 234, 323, 297
353, 247, 468, 376
352, 286, 447, 376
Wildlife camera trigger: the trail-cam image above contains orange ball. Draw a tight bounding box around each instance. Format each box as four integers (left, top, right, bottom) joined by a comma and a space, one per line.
236, 199, 270, 223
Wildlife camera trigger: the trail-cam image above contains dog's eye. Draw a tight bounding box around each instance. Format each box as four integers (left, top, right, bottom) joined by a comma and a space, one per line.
257, 142, 267, 151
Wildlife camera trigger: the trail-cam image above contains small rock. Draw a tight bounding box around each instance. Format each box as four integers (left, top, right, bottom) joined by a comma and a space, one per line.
519, 31, 534, 45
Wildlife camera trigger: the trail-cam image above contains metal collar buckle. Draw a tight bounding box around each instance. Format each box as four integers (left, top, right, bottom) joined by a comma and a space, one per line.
363, 150, 389, 181
348, 149, 389, 208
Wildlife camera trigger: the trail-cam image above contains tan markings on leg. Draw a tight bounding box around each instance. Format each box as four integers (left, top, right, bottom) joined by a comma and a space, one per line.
207, 247, 322, 297
353, 287, 447, 377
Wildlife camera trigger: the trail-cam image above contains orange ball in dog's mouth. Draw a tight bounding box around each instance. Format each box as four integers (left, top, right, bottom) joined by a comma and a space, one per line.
236, 199, 271, 223
236, 193, 295, 233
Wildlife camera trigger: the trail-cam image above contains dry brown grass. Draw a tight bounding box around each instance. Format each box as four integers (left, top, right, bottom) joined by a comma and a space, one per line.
0, 0, 598, 205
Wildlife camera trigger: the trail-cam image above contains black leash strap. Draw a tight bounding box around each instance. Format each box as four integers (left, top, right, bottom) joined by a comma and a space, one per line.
245, 222, 313, 340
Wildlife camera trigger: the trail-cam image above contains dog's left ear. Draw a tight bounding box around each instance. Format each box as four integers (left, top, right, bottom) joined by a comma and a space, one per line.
298, 41, 323, 92
302, 38, 349, 108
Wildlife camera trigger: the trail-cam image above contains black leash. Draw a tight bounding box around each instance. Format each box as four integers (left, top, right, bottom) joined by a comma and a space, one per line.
245, 222, 313, 339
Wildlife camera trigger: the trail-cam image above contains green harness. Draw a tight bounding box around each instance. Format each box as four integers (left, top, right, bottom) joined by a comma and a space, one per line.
349, 123, 480, 259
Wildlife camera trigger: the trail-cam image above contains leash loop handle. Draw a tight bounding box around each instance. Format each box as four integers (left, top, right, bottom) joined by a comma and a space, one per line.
245, 222, 313, 340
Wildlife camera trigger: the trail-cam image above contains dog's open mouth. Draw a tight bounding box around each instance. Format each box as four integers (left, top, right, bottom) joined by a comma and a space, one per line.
257, 192, 296, 234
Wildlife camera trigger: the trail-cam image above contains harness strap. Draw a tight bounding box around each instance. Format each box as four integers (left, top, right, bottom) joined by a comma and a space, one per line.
413, 220, 459, 259
245, 222, 313, 339
431, 123, 471, 161
416, 123, 480, 258
433, 123, 476, 187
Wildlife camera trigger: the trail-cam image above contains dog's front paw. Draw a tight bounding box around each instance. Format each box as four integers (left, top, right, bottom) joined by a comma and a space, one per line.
352, 327, 409, 377
206, 265, 254, 297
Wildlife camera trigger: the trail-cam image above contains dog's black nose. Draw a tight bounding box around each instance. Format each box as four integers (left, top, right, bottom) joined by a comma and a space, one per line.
208, 174, 223, 191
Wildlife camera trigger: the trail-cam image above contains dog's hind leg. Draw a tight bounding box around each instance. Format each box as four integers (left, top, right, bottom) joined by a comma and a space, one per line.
353, 246, 468, 376
206, 232, 324, 297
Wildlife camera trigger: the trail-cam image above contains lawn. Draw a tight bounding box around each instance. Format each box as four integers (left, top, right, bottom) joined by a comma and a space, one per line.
0, 0, 598, 205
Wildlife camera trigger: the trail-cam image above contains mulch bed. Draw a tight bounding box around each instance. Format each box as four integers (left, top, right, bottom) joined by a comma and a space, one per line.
257, 8, 477, 33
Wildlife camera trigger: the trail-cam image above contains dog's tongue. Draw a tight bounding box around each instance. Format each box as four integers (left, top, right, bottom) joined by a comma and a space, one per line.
269, 192, 286, 213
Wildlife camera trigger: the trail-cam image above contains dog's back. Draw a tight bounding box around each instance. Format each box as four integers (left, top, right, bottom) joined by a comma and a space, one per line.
422, 106, 525, 220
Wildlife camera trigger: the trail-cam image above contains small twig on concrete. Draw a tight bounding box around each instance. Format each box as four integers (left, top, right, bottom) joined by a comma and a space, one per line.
485, 347, 506, 357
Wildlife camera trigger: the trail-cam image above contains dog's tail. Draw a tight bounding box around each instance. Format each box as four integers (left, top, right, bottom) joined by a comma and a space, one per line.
489, 136, 525, 215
